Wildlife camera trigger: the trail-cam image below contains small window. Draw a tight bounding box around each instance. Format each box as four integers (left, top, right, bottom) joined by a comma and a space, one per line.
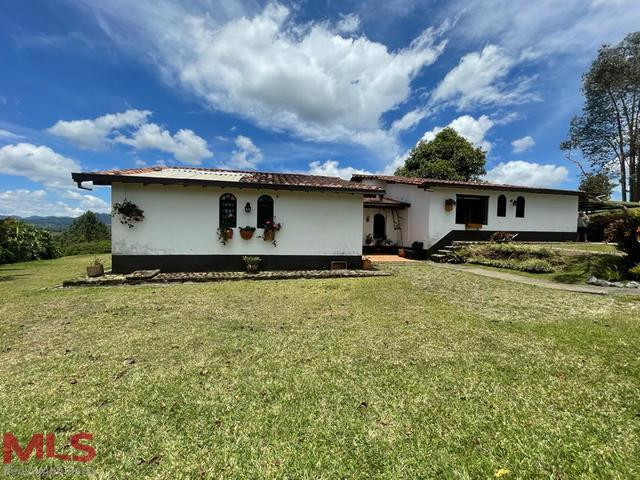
497, 195, 507, 217
219, 193, 237, 228
515, 196, 525, 218
257, 195, 274, 228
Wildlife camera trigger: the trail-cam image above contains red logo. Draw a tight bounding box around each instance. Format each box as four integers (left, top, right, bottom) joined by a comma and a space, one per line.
3, 433, 95, 464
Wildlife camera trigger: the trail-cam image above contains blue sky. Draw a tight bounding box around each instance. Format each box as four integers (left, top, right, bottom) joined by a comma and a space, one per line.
1, 0, 639, 216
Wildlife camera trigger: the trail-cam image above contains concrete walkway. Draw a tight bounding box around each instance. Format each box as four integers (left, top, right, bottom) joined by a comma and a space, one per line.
426, 262, 640, 296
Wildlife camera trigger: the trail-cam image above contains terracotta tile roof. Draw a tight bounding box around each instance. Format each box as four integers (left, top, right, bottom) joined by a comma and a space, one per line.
72, 166, 383, 194
363, 195, 410, 208
351, 174, 581, 196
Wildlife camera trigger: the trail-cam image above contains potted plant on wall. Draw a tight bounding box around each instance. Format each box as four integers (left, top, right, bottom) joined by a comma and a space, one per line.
217, 222, 234, 245
112, 199, 144, 228
86, 258, 104, 277
242, 256, 261, 273
262, 219, 282, 246
444, 198, 456, 212
239, 226, 256, 240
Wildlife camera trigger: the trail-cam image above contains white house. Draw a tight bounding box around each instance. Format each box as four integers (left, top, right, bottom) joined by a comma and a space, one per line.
352, 175, 580, 255
72, 167, 382, 273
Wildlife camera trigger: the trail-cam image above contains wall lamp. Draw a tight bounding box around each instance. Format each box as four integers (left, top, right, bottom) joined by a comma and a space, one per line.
244, 202, 252, 213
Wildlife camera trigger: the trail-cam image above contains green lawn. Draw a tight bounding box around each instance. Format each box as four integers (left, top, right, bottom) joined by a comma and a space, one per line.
1, 256, 639, 478
520, 242, 620, 254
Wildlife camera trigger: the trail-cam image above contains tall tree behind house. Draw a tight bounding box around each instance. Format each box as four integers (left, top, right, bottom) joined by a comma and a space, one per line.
564, 32, 640, 202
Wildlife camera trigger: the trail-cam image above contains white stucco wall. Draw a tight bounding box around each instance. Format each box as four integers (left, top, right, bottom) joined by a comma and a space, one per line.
362, 208, 406, 245
357, 180, 579, 249
426, 187, 579, 248
111, 183, 363, 256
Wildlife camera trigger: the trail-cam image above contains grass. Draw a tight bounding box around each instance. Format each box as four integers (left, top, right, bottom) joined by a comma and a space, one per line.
1, 256, 639, 478
520, 242, 620, 254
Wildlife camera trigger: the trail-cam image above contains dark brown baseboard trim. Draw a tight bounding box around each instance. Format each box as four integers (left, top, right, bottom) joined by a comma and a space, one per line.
112, 254, 363, 274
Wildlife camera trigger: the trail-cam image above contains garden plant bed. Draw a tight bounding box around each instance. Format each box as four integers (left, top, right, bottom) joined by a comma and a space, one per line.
452, 242, 631, 285
62, 268, 390, 287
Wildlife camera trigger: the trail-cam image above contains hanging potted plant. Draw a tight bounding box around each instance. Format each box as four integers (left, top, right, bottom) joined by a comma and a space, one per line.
112, 199, 144, 228
239, 226, 256, 240
262, 220, 282, 246
242, 256, 261, 273
444, 198, 456, 212
217, 225, 234, 245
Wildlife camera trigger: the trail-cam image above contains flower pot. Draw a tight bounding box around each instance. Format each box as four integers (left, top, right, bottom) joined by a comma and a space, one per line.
263, 229, 275, 241
362, 258, 372, 270
246, 264, 259, 273
240, 229, 254, 240
398, 248, 406, 257
225, 228, 234, 239
86, 264, 104, 277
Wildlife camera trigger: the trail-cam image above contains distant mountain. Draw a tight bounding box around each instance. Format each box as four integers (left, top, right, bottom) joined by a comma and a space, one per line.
0, 213, 111, 231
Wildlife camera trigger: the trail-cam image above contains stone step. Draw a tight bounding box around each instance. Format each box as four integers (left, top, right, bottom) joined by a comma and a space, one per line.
436, 249, 451, 255
430, 253, 447, 263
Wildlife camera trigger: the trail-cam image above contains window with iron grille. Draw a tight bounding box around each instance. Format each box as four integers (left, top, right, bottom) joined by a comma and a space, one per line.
219, 193, 237, 228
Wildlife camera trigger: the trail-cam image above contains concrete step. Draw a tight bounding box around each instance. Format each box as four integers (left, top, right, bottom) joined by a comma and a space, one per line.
430, 253, 447, 263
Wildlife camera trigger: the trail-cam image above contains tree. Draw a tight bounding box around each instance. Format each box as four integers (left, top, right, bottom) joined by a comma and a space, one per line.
65, 211, 110, 242
0, 217, 59, 264
563, 32, 640, 202
579, 171, 614, 200
395, 128, 487, 180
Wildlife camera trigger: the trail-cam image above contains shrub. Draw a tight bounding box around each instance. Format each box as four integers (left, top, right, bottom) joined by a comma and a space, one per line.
604, 209, 640, 265
59, 239, 111, 256
0, 217, 60, 264
586, 210, 627, 242
629, 264, 640, 280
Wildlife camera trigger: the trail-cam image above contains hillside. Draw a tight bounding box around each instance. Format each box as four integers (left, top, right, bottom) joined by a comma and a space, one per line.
0, 213, 111, 231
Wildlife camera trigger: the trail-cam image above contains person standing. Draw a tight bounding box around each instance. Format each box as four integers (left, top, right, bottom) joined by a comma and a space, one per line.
576, 211, 589, 242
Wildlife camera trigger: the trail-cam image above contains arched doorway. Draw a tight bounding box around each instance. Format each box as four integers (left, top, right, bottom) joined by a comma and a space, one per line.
373, 213, 386, 239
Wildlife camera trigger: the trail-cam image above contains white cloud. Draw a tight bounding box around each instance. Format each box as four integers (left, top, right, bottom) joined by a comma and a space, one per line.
432, 45, 536, 108
390, 108, 429, 134
0, 129, 23, 140
222, 135, 263, 170
308, 159, 372, 180
47, 109, 151, 148
115, 123, 212, 165
336, 14, 360, 34
485, 160, 568, 187
447, 0, 640, 59
62, 190, 109, 211
511, 135, 535, 153
0, 143, 80, 187
0, 189, 85, 217
81, 2, 447, 157
421, 114, 494, 152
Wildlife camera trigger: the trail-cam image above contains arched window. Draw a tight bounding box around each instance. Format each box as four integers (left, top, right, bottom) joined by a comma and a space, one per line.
257, 195, 274, 228
373, 213, 386, 239
515, 196, 525, 218
219, 193, 237, 228
497, 195, 507, 217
